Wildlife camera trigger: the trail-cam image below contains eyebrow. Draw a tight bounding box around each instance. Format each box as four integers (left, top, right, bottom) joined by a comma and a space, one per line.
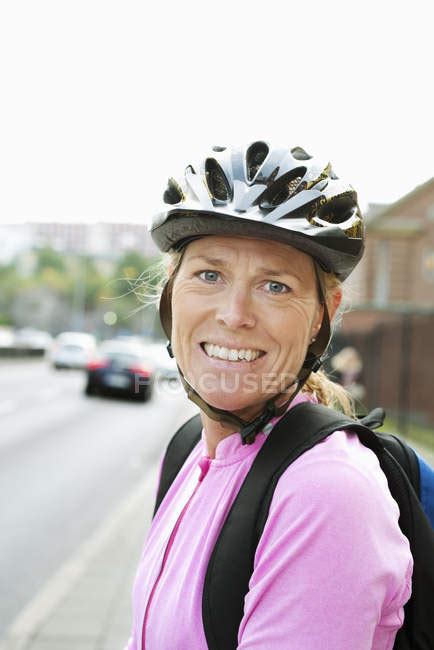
187, 255, 301, 281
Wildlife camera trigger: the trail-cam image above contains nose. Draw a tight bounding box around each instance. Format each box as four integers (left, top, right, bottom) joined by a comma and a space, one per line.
215, 285, 256, 330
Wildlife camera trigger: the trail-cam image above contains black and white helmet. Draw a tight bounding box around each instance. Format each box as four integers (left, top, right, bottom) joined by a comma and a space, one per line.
150, 141, 364, 281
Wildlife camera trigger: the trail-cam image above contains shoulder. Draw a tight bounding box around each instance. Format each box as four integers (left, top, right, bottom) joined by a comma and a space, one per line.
253, 429, 412, 612
278, 429, 401, 521
261, 428, 409, 557
242, 430, 413, 647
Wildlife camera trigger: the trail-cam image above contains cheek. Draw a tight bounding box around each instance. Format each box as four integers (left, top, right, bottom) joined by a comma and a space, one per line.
170, 290, 201, 357
272, 305, 313, 360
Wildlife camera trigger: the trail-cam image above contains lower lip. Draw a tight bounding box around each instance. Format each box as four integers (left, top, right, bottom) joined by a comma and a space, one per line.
198, 344, 266, 370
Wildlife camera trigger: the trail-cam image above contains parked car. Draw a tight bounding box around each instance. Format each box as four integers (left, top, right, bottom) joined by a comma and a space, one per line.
144, 341, 179, 381
50, 332, 97, 369
84, 339, 156, 401
14, 328, 53, 352
0, 327, 15, 349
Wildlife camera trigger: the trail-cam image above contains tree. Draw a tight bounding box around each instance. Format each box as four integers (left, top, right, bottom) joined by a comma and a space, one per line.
35, 247, 66, 274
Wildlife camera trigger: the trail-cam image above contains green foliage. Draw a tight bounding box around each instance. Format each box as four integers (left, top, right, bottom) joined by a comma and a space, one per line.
0, 246, 162, 335
381, 418, 434, 449
35, 247, 66, 274
0, 313, 12, 326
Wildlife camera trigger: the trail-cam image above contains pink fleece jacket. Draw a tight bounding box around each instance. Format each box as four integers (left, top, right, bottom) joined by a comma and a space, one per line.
126, 393, 413, 650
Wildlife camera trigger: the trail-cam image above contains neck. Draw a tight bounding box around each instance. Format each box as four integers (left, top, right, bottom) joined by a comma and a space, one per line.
200, 389, 298, 458
199, 413, 236, 459
200, 402, 265, 459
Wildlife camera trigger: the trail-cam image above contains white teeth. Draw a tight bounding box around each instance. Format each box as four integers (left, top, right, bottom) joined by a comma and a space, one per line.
219, 347, 229, 360
203, 343, 262, 362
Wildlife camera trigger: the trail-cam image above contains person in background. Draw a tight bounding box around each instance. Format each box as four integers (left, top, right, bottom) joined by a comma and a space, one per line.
330, 345, 366, 402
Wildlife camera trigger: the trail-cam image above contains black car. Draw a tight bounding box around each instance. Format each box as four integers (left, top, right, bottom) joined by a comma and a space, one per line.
84, 340, 155, 401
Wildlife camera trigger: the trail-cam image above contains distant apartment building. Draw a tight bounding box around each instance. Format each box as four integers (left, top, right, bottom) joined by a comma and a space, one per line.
27, 222, 159, 258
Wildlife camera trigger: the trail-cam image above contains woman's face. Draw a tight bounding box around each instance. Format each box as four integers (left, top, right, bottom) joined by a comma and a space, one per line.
170, 235, 325, 420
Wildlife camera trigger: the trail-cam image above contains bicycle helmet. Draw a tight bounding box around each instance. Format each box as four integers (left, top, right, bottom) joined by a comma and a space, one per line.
150, 141, 365, 443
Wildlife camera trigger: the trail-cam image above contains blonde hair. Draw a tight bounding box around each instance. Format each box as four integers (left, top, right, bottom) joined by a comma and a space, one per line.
138, 248, 356, 417
303, 270, 355, 416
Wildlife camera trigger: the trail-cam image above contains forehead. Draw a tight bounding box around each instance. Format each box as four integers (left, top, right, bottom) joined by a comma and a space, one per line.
183, 235, 314, 274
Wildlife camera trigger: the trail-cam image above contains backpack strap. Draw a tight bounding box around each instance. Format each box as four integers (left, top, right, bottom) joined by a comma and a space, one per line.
202, 401, 373, 650
358, 408, 421, 499
152, 412, 202, 517
202, 402, 434, 650
359, 406, 386, 429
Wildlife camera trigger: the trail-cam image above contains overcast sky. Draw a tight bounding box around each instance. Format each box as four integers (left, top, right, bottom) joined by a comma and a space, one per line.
0, 0, 432, 224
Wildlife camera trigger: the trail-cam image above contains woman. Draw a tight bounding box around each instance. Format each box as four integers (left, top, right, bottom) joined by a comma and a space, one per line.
126, 142, 413, 649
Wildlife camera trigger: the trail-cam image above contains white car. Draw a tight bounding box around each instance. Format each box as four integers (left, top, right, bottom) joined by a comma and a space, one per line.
0, 327, 15, 349
144, 342, 179, 381
50, 332, 97, 369
14, 328, 53, 351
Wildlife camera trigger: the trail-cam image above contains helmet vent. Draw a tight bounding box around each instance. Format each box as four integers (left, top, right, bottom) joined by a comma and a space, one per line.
246, 141, 269, 181
258, 168, 305, 208
212, 145, 226, 152
291, 146, 312, 161
316, 193, 358, 224
163, 177, 185, 205
205, 158, 232, 202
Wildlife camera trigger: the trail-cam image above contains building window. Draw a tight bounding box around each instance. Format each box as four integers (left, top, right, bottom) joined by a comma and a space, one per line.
427, 203, 434, 221
422, 249, 434, 281
373, 239, 390, 306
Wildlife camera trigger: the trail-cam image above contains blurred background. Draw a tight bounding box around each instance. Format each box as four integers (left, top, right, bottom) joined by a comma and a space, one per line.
0, 0, 433, 647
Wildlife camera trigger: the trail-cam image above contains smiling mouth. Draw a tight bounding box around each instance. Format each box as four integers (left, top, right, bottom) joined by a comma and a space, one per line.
200, 342, 266, 363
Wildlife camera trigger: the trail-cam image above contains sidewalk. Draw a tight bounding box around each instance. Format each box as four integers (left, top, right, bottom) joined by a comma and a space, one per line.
0, 469, 156, 650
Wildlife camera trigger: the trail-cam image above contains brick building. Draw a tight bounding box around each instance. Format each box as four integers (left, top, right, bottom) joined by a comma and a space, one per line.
363, 177, 434, 308
337, 177, 434, 427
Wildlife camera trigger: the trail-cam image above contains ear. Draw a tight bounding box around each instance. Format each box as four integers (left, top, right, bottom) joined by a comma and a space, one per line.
168, 261, 175, 276
312, 287, 342, 337
327, 286, 343, 322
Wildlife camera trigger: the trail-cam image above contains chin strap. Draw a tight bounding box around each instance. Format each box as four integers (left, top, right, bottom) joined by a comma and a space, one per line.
160, 262, 331, 445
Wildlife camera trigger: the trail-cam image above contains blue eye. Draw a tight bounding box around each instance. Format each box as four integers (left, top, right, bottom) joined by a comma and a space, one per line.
196, 271, 290, 294
198, 270, 220, 282
265, 281, 290, 294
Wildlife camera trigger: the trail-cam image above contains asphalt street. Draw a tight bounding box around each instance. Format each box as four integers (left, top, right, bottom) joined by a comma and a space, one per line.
0, 357, 190, 636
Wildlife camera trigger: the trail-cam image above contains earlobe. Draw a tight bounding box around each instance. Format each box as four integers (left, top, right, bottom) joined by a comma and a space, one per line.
329, 288, 343, 321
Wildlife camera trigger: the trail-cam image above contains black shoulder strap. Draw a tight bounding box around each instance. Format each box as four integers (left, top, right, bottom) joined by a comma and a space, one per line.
202, 402, 371, 649
358, 408, 421, 498
202, 402, 434, 650
152, 412, 202, 517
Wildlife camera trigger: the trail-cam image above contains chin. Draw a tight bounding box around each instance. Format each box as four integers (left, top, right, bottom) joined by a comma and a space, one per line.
199, 390, 262, 416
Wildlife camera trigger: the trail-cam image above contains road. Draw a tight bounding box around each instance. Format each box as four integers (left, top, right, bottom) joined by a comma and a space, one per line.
0, 357, 195, 635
